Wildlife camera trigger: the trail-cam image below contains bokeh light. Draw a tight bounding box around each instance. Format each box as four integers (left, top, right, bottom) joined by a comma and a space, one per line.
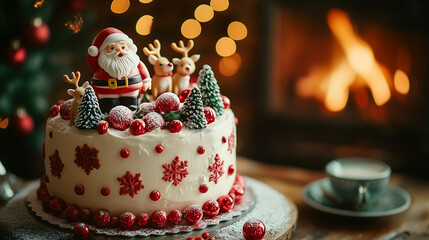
111, 0, 130, 14
195, 4, 214, 23
210, 0, 229, 12
216, 37, 236, 57
136, 15, 153, 36
0, 117, 9, 129
227, 21, 247, 41
219, 53, 241, 76
34, 0, 45, 8
181, 19, 202, 39
393, 69, 410, 95
139, 0, 153, 3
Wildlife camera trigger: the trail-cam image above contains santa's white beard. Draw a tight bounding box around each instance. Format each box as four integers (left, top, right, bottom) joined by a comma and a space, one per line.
98, 50, 140, 80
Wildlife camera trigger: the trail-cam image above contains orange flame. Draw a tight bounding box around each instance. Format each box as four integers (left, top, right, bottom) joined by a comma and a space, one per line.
65, 15, 83, 34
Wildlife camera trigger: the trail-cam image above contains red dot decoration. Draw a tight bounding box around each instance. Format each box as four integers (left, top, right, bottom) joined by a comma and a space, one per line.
202, 232, 210, 239
197, 146, 205, 154
80, 208, 92, 222
49, 198, 65, 214
222, 137, 227, 143
64, 205, 80, 221
228, 165, 235, 175
242, 219, 266, 240
202, 200, 220, 217
120, 148, 130, 158
151, 210, 168, 228
218, 195, 234, 212
101, 187, 110, 196
93, 210, 111, 227
137, 213, 149, 227
73, 223, 90, 239
199, 184, 209, 193
150, 190, 161, 201
155, 144, 164, 153
168, 210, 183, 224
184, 205, 203, 223
120, 212, 136, 229
49, 131, 53, 138
74, 184, 84, 195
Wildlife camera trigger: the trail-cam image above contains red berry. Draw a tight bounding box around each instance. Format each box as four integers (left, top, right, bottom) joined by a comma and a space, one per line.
168, 210, 182, 224
151, 210, 168, 228
130, 119, 146, 135
196, 238, 204, 240
209, 237, 215, 240
204, 107, 216, 124
64, 205, 80, 221
197, 146, 205, 154
49, 198, 65, 214
150, 190, 161, 201
184, 205, 203, 223
101, 187, 110, 196
199, 184, 209, 193
107, 106, 134, 131
222, 95, 230, 110
235, 175, 246, 189
155, 144, 164, 153
120, 212, 136, 228
50, 105, 60, 118
73, 223, 90, 239
242, 219, 266, 240
120, 148, 130, 158
139, 102, 157, 116
178, 89, 191, 103
187, 238, 195, 240
218, 195, 234, 212
143, 112, 165, 132
222, 137, 227, 143
110, 217, 118, 227
80, 209, 92, 222
202, 232, 210, 239
97, 120, 109, 134
156, 92, 180, 113
93, 210, 111, 227
168, 120, 183, 133
203, 200, 220, 217
137, 213, 149, 227
228, 165, 235, 175
74, 184, 84, 195
60, 99, 72, 119
229, 185, 245, 202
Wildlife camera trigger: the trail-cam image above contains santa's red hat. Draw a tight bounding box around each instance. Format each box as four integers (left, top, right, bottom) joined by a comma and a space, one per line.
87, 27, 137, 72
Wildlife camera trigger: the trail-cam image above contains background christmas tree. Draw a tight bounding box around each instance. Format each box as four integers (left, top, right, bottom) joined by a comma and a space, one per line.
180, 87, 207, 130
75, 86, 101, 129
197, 64, 225, 116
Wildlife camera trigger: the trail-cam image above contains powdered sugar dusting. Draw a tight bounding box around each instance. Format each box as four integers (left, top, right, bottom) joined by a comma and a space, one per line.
139, 102, 157, 116
143, 112, 165, 132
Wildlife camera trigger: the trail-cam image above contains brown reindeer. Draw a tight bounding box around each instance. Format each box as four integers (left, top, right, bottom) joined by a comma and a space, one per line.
171, 40, 200, 95
143, 40, 174, 98
63, 71, 89, 125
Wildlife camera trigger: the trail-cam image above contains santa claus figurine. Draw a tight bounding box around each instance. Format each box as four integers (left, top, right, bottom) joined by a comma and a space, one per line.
87, 27, 151, 113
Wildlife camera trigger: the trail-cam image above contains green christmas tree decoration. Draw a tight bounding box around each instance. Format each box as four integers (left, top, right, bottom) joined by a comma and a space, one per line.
75, 86, 101, 129
197, 64, 225, 116
180, 87, 207, 130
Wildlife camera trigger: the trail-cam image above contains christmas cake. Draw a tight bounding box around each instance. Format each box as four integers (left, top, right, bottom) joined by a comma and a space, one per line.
38, 28, 243, 229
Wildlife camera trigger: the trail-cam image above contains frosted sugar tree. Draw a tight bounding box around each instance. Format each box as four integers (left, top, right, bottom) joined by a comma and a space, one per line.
180, 87, 207, 130
197, 65, 225, 116
75, 86, 102, 129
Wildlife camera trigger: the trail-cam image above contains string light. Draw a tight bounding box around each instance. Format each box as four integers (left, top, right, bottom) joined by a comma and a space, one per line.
195, 4, 214, 23
34, 0, 45, 8
393, 69, 410, 95
139, 0, 153, 3
181, 19, 202, 39
136, 15, 153, 36
219, 53, 241, 76
210, 0, 229, 12
216, 37, 236, 57
227, 21, 247, 41
111, 0, 130, 14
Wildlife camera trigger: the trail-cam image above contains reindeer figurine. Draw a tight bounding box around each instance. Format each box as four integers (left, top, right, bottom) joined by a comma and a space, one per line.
63, 71, 89, 125
171, 40, 200, 95
143, 40, 174, 98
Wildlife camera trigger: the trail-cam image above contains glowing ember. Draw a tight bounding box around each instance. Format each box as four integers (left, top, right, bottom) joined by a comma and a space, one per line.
34, 0, 46, 8
65, 15, 83, 34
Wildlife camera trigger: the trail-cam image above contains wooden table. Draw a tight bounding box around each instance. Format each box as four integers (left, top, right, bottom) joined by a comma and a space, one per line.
237, 157, 429, 240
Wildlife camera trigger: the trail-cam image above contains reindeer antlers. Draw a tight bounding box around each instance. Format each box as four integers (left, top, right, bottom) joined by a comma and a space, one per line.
143, 39, 162, 58
171, 40, 194, 58
63, 71, 81, 88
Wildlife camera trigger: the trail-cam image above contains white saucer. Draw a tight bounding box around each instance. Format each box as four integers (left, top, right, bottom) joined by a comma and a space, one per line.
302, 178, 411, 217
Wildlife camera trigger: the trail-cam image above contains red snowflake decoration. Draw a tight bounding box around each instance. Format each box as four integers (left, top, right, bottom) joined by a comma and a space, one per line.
162, 157, 189, 186
208, 154, 224, 184
49, 150, 64, 179
117, 171, 144, 197
228, 131, 235, 154
74, 144, 100, 175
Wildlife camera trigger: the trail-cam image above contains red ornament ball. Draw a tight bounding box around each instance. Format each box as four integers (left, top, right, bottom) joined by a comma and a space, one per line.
93, 210, 111, 227
202, 232, 210, 239
242, 219, 266, 240
73, 223, 90, 239
6, 45, 26, 68
229, 185, 245, 202
97, 120, 109, 134
74, 184, 84, 195
199, 184, 209, 193
64, 205, 80, 221
204, 107, 216, 124
156, 92, 180, 113
80, 209, 92, 222
14, 109, 34, 135
222, 95, 231, 110
49, 198, 65, 214
60, 99, 72, 119
26, 18, 50, 47
143, 112, 165, 132
218, 195, 234, 212
155, 144, 164, 153
101, 187, 110, 196
151, 210, 168, 228
196, 238, 204, 240
107, 106, 134, 131
187, 238, 195, 240
150, 190, 161, 201
202, 200, 220, 217
130, 119, 146, 135
184, 205, 203, 223
168, 120, 183, 133
197, 146, 205, 155
50, 105, 60, 118
139, 102, 157, 116
120, 148, 130, 158
120, 212, 136, 228
235, 175, 246, 189
178, 89, 191, 103
137, 213, 149, 227
228, 165, 235, 175
168, 210, 183, 224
